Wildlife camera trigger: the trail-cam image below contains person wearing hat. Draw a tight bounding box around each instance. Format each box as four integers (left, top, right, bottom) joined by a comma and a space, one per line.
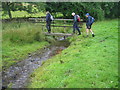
72, 12, 81, 35
85, 13, 95, 37
46, 11, 52, 33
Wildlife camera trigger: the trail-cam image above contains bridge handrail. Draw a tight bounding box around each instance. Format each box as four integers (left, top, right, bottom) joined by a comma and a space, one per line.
41, 24, 82, 28
29, 18, 83, 21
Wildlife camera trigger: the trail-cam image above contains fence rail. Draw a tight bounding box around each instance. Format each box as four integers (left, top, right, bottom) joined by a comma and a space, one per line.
41, 24, 82, 28
29, 18, 83, 22
32, 17, 84, 37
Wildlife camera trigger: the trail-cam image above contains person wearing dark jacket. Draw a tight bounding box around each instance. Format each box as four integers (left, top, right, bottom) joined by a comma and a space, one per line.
72, 12, 81, 35
85, 13, 95, 37
46, 11, 52, 33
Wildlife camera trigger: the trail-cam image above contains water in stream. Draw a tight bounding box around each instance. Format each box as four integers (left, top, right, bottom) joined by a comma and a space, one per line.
2, 39, 70, 88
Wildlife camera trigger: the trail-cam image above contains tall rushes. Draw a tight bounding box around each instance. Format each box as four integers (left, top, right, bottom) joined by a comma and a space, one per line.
2, 22, 45, 45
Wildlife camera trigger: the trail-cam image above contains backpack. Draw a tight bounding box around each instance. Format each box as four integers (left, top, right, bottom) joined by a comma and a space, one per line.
50, 15, 54, 21
77, 15, 81, 22
91, 17, 95, 23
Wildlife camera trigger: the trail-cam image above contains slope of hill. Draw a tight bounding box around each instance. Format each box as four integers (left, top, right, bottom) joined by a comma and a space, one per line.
28, 19, 118, 88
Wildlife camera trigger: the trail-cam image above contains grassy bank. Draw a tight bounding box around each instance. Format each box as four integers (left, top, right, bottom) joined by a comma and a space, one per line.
2, 22, 49, 69
28, 19, 118, 88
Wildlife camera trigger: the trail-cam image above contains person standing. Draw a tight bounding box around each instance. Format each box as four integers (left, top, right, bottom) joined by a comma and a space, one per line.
72, 12, 81, 35
85, 13, 95, 37
46, 11, 52, 33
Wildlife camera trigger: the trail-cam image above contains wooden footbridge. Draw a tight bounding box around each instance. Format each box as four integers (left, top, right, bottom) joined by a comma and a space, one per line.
29, 17, 83, 37
44, 32, 73, 36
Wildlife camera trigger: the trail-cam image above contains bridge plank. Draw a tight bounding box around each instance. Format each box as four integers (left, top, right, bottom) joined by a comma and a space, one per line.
44, 32, 73, 36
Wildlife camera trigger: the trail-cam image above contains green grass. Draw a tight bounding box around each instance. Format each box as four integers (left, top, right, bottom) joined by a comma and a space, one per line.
2, 11, 64, 19
2, 21, 49, 69
2, 41, 48, 69
28, 19, 118, 88
2, 11, 45, 19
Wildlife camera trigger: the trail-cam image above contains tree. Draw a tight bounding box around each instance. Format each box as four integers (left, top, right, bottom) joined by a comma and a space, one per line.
2, 2, 46, 19
45, 2, 118, 20
2, 2, 13, 19
2, 2, 118, 20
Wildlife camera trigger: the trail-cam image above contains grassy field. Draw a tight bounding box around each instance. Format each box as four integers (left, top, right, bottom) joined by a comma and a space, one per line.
2, 11, 45, 19
28, 19, 118, 88
2, 11, 63, 19
2, 21, 49, 69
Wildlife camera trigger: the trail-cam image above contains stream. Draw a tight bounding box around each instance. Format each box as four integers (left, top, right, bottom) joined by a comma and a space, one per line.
2, 38, 70, 88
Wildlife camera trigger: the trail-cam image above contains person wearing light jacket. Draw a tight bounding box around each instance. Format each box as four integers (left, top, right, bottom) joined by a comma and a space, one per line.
72, 12, 81, 35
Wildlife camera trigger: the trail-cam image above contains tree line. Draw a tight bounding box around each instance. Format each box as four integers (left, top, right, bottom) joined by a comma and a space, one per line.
2, 2, 119, 20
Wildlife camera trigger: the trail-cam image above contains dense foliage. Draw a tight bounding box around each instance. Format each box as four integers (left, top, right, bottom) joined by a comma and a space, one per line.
2, 2, 119, 20
46, 2, 119, 20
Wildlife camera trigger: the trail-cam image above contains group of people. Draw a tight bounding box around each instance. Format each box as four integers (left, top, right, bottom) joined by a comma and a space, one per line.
46, 11, 95, 37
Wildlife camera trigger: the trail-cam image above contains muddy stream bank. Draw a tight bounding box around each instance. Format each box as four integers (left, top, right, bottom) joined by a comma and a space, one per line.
2, 38, 70, 88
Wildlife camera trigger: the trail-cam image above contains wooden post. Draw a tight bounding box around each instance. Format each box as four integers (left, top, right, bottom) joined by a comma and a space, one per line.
42, 25, 43, 32
53, 36, 56, 40
64, 36, 66, 39
64, 20, 65, 31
